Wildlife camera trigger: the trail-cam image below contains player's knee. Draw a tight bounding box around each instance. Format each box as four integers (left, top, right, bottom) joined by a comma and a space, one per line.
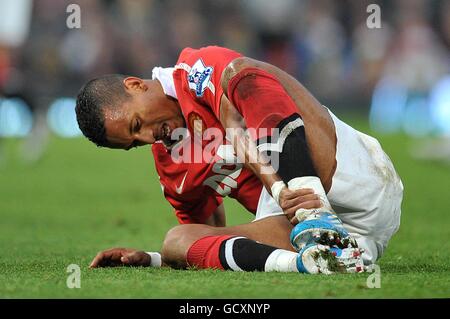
161, 225, 203, 268
161, 225, 196, 269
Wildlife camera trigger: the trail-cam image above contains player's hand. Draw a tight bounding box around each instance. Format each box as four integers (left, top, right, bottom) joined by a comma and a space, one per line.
89, 247, 151, 268
278, 188, 322, 224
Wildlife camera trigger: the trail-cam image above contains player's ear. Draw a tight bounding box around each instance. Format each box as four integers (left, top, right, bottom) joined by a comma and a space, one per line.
123, 77, 148, 92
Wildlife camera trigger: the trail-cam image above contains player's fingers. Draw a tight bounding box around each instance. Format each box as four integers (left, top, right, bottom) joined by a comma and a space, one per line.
89, 251, 105, 268
291, 194, 320, 206
121, 252, 150, 266
121, 252, 138, 265
102, 249, 130, 267
290, 216, 299, 225
283, 206, 298, 219
104, 249, 124, 261
283, 200, 322, 219
283, 188, 314, 200
281, 193, 320, 210
297, 200, 322, 210
90, 248, 125, 268
284, 211, 295, 221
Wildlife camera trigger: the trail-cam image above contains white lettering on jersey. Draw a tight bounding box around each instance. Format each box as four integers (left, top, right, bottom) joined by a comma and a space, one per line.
203, 145, 243, 196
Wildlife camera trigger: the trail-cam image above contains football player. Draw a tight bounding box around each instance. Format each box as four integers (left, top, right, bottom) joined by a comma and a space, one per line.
77, 46, 403, 274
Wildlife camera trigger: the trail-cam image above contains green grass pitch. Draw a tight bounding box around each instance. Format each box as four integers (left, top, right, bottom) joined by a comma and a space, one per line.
0, 116, 449, 298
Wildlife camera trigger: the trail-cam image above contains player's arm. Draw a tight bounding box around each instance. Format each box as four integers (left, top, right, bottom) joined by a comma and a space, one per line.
221, 56, 337, 191
219, 94, 280, 191
89, 204, 226, 268
219, 84, 321, 218
221, 57, 328, 123
88, 207, 225, 268
89, 247, 166, 268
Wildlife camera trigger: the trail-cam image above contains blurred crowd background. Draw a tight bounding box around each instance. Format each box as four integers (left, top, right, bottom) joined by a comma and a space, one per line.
0, 0, 450, 160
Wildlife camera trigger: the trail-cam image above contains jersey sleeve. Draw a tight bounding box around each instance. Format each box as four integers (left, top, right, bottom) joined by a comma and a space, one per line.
175, 46, 243, 120
164, 190, 223, 224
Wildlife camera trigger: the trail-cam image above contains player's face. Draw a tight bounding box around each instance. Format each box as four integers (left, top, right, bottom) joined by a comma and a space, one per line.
103, 77, 185, 150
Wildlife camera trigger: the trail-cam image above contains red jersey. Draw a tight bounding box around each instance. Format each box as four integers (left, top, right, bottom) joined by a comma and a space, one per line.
152, 46, 262, 224
152, 46, 298, 224
173, 46, 298, 140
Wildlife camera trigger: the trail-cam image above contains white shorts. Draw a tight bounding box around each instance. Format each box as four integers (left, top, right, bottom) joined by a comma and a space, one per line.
255, 109, 404, 264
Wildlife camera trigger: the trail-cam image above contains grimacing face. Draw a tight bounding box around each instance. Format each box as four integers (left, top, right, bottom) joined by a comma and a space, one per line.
102, 77, 185, 150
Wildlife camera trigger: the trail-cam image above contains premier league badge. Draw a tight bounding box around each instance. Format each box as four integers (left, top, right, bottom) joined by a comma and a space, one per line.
188, 59, 214, 97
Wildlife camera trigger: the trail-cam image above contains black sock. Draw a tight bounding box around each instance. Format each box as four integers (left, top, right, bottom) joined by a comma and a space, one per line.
257, 113, 318, 183
218, 237, 278, 271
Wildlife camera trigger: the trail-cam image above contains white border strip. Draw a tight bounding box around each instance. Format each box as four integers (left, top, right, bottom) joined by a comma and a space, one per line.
225, 236, 245, 271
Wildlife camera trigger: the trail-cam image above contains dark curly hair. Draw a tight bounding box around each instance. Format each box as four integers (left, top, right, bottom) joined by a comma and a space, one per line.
75, 74, 130, 147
